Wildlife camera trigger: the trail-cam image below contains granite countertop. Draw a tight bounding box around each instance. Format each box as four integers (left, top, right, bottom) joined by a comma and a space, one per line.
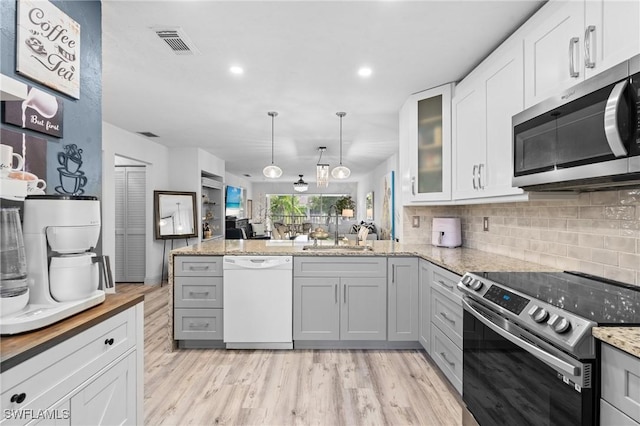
593, 327, 640, 358
169, 239, 556, 275
0, 292, 144, 372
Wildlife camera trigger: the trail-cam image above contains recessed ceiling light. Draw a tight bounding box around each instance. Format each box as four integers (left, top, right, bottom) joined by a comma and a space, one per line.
230, 65, 244, 75
358, 67, 372, 78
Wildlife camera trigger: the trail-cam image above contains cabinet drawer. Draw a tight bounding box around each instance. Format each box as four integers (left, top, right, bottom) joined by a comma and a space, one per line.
600, 399, 640, 426
174, 308, 223, 340
431, 265, 461, 301
431, 324, 462, 395
601, 344, 640, 423
1, 307, 137, 423
174, 276, 223, 308
174, 256, 223, 277
431, 286, 463, 348
294, 257, 386, 278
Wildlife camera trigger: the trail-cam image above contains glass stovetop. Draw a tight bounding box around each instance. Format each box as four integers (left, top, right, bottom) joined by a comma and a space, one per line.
472, 271, 640, 325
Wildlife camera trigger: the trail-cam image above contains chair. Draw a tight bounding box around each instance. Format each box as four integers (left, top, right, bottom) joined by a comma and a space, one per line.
226, 228, 245, 239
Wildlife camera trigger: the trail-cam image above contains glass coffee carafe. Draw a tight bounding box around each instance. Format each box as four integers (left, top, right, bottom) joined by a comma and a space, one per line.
0, 207, 28, 299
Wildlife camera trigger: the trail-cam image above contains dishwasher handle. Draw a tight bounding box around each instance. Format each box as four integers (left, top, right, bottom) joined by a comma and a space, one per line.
223, 255, 293, 270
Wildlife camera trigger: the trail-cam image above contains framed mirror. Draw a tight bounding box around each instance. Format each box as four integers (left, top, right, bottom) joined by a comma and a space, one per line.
365, 191, 374, 221
154, 190, 198, 240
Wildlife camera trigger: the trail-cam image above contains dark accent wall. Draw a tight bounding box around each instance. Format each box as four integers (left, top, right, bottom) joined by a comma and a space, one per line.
1, 0, 102, 197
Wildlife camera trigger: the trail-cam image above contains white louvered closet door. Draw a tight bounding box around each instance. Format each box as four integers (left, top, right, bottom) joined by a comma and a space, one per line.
114, 166, 146, 282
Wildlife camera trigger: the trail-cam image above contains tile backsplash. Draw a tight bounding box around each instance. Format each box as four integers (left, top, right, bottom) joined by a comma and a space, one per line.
403, 189, 640, 286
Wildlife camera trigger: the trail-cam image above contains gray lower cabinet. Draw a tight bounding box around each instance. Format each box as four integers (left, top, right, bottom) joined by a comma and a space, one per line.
418, 259, 432, 352
293, 277, 340, 340
388, 257, 419, 341
600, 343, 640, 426
429, 263, 463, 395
293, 257, 387, 341
173, 255, 224, 346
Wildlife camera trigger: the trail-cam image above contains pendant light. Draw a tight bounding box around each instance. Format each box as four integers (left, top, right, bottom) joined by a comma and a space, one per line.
293, 174, 309, 192
263, 111, 283, 178
331, 112, 351, 179
316, 146, 329, 188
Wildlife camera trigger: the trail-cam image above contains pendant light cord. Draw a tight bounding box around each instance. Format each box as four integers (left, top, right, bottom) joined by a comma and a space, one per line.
339, 115, 343, 165
271, 113, 275, 165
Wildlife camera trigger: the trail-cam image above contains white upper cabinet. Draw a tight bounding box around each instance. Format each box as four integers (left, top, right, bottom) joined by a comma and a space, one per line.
453, 40, 525, 200
524, 1, 585, 107
524, 0, 640, 108
400, 83, 453, 204
584, 0, 640, 79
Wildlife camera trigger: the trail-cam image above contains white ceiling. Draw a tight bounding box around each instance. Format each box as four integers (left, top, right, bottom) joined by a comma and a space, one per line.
102, 0, 544, 184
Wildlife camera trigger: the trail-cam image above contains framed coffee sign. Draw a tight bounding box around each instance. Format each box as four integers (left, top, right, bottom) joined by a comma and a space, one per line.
16, 0, 81, 99
2, 85, 63, 138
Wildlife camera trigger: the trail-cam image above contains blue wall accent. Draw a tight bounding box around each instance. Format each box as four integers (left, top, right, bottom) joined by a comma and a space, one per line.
1, 0, 102, 197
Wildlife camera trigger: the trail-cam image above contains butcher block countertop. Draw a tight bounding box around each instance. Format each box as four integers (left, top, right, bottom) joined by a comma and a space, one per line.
169, 239, 556, 276
593, 327, 640, 358
0, 292, 144, 372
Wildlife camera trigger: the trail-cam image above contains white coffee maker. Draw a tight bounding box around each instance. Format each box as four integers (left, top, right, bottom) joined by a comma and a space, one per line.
0, 195, 113, 334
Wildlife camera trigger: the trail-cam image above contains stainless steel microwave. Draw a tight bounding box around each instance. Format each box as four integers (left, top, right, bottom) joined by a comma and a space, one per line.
512, 54, 640, 191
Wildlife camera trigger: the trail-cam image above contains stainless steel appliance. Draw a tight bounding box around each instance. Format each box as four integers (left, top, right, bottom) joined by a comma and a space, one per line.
513, 54, 640, 191
0, 195, 114, 335
458, 271, 640, 426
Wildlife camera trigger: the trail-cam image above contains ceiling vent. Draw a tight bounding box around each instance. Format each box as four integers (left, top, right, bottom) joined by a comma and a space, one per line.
151, 27, 199, 55
137, 131, 159, 138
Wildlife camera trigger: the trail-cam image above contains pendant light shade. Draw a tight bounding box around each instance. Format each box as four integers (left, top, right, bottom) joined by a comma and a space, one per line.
331, 112, 351, 179
293, 174, 309, 192
263, 111, 283, 178
316, 146, 329, 188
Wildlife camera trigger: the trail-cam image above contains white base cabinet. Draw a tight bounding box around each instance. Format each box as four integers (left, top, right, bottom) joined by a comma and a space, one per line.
0, 304, 143, 426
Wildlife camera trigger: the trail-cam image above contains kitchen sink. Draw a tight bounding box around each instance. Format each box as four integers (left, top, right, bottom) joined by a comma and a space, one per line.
302, 245, 373, 252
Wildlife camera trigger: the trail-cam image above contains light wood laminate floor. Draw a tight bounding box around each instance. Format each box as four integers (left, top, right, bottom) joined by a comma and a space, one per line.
118, 283, 463, 425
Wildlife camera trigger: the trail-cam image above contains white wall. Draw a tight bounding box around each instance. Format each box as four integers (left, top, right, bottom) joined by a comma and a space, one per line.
103, 133, 229, 284
102, 122, 170, 285
357, 153, 400, 240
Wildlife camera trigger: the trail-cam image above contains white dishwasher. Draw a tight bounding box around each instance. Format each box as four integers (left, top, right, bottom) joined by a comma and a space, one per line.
223, 255, 293, 349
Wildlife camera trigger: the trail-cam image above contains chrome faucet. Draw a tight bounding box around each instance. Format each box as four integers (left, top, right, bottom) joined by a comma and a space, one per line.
327, 204, 340, 246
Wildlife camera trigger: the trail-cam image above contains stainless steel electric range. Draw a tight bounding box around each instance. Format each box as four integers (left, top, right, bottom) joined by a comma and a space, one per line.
457, 271, 640, 426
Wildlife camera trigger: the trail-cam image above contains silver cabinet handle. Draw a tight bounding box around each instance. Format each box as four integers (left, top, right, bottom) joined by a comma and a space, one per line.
344, 283, 347, 304
411, 176, 416, 196
438, 280, 454, 290
472, 164, 478, 190
568, 37, 580, 78
440, 352, 456, 367
478, 163, 485, 189
189, 322, 209, 329
392, 264, 396, 284
584, 25, 596, 69
188, 265, 210, 271
189, 291, 210, 297
440, 311, 456, 325
335, 284, 338, 304
604, 79, 630, 157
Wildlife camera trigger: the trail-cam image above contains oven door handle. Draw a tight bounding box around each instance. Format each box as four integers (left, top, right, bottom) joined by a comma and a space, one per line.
463, 299, 579, 377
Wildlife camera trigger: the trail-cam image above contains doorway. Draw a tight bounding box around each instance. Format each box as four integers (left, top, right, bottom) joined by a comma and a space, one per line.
114, 160, 146, 282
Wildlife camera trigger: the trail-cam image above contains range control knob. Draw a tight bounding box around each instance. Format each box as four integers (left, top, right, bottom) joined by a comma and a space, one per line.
470, 279, 483, 291
528, 305, 549, 323
461, 275, 473, 286
547, 314, 572, 334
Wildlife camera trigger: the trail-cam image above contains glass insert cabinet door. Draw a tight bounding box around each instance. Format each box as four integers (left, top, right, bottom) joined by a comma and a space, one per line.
401, 83, 453, 203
